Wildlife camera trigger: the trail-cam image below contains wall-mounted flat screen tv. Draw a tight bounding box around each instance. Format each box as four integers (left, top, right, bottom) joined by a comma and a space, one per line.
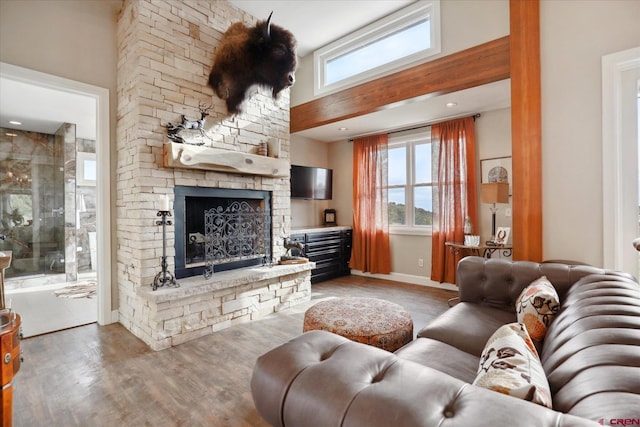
290, 165, 333, 200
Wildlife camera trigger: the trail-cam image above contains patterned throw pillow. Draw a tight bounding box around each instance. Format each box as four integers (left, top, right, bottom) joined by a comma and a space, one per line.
515, 276, 560, 342
473, 323, 552, 408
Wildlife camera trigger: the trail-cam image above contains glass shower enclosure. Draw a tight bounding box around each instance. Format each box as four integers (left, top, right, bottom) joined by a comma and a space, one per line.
0, 123, 95, 287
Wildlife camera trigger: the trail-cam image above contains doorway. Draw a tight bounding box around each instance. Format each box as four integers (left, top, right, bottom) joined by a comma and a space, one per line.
0, 62, 112, 335
602, 47, 640, 277
1, 122, 99, 336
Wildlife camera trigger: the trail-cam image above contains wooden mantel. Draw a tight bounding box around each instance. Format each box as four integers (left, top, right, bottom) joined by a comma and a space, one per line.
163, 143, 290, 177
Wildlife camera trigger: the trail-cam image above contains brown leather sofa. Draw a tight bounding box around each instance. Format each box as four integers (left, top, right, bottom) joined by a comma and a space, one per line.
251, 257, 640, 427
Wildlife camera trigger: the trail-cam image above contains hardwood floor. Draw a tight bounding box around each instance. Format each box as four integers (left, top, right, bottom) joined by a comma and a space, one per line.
12, 276, 456, 427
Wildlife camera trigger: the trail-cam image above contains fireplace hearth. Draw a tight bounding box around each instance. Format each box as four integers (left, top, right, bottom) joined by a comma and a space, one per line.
174, 186, 272, 279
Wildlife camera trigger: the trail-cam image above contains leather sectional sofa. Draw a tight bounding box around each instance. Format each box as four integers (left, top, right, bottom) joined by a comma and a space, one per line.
251, 256, 640, 426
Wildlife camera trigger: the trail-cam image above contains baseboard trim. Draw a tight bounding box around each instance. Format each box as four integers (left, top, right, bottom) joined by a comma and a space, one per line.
349, 270, 457, 291
97, 309, 118, 326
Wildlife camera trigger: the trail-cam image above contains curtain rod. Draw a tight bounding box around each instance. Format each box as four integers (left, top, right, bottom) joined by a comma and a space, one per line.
347, 113, 481, 143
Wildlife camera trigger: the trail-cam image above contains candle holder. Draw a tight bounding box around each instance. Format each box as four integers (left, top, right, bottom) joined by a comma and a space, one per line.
153, 210, 179, 291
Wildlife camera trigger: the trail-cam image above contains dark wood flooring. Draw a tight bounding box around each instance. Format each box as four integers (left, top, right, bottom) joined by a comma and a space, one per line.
12, 275, 456, 427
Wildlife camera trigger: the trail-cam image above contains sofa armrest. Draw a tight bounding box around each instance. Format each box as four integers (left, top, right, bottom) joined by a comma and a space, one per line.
455, 257, 610, 310
251, 330, 599, 427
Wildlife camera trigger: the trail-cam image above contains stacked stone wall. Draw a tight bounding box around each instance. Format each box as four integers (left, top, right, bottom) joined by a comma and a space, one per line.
116, 0, 299, 349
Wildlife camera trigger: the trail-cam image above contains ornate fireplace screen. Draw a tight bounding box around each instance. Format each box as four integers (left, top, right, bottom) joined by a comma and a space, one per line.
203, 201, 271, 278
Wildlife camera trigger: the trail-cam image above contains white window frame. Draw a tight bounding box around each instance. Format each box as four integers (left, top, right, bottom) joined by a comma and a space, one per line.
313, 1, 441, 97
387, 129, 433, 236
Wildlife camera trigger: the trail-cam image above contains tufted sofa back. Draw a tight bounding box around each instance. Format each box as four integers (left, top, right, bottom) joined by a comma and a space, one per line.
456, 257, 640, 422
455, 257, 627, 311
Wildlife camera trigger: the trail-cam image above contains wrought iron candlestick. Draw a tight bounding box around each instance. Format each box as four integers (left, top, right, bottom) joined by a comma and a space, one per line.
153, 210, 179, 290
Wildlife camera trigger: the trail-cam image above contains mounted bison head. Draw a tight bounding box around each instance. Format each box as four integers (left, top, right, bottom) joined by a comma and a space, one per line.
208, 12, 297, 115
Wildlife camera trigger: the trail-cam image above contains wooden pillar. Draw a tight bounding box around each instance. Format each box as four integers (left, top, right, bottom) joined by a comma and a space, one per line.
510, 0, 542, 261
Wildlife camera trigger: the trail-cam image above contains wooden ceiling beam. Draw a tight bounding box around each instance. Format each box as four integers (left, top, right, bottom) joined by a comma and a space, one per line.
290, 36, 511, 133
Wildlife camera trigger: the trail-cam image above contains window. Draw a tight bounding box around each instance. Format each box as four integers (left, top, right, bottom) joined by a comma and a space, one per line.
387, 129, 432, 234
77, 152, 97, 186
314, 1, 441, 96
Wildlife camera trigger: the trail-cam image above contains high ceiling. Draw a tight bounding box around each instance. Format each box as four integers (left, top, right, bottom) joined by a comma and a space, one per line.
0, 74, 96, 139
294, 80, 510, 142
0, 1, 510, 143
229, 0, 510, 142
228, 0, 415, 58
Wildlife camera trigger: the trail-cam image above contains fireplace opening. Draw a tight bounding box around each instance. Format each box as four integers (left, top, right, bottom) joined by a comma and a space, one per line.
174, 186, 272, 279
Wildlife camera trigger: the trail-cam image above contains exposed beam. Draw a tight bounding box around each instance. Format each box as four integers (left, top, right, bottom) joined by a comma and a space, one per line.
510, 0, 542, 261
290, 36, 511, 133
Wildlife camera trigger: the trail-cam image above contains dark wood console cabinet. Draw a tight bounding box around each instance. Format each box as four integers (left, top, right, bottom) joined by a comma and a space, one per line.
290, 228, 352, 284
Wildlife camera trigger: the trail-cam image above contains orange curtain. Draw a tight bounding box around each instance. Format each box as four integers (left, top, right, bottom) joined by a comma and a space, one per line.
430, 117, 478, 283
350, 134, 391, 274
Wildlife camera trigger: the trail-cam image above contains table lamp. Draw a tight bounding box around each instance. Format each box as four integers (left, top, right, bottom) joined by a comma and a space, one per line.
481, 182, 509, 244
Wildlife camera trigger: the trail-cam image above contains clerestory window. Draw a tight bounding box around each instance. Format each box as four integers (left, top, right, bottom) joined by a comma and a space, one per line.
314, 1, 441, 96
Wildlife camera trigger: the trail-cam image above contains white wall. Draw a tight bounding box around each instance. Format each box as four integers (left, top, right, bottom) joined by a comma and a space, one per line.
291, 0, 510, 105
294, 107, 511, 280
327, 140, 354, 229
290, 134, 333, 228
540, 0, 640, 265
476, 108, 512, 246
0, 0, 119, 88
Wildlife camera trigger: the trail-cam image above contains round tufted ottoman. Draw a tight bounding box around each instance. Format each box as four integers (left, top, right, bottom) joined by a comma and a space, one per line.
302, 297, 413, 352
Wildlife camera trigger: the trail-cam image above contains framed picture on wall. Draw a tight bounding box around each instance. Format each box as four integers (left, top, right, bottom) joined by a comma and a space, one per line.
481, 156, 512, 195
323, 209, 337, 225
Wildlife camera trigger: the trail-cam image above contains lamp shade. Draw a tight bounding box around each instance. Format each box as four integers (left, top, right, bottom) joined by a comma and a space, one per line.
481, 182, 509, 204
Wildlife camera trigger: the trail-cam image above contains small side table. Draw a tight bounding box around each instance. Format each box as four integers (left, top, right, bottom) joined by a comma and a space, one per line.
445, 242, 512, 259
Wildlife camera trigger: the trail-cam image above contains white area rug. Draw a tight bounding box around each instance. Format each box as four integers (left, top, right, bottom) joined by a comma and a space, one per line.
53, 281, 97, 299
10, 287, 97, 337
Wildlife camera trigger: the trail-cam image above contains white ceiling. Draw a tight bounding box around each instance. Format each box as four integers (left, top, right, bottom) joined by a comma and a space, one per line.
0, 0, 510, 143
296, 80, 511, 142
0, 76, 96, 139
228, 0, 416, 58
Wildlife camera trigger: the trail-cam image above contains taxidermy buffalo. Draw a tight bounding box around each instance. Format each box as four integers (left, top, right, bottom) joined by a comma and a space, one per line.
208, 12, 297, 115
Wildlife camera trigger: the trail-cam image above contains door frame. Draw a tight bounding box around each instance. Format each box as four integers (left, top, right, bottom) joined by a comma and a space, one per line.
602, 47, 640, 273
0, 62, 112, 325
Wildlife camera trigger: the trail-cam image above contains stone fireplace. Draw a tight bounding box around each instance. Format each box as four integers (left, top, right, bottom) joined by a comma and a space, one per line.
116, 0, 311, 350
